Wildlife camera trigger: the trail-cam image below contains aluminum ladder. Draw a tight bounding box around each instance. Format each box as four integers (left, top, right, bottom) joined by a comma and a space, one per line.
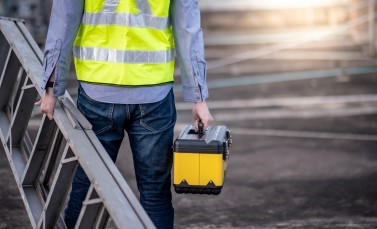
0, 16, 155, 229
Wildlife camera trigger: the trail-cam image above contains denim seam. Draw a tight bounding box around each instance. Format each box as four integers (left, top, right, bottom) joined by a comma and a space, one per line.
126, 104, 131, 120
139, 104, 156, 132
140, 121, 176, 135
78, 89, 114, 135
94, 104, 114, 135
138, 92, 173, 133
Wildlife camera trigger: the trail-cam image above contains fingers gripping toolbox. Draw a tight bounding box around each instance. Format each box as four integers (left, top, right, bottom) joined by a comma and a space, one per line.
173, 123, 232, 195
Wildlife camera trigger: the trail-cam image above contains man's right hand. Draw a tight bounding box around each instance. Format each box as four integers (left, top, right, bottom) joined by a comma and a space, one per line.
35, 87, 57, 120
192, 101, 214, 132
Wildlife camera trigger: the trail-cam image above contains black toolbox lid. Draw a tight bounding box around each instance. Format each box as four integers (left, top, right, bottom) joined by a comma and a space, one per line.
173, 125, 229, 154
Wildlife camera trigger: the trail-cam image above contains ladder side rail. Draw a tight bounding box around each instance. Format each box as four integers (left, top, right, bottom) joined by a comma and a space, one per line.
15, 21, 43, 62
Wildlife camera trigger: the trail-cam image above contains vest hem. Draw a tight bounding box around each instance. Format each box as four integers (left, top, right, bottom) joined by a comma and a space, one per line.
78, 80, 174, 87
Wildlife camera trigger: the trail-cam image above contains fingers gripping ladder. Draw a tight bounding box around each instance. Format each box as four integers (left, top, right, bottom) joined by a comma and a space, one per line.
0, 17, 155, 229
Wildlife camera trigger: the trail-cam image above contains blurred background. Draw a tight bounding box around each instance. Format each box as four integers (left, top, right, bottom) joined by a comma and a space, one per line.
1, 0, 377, 228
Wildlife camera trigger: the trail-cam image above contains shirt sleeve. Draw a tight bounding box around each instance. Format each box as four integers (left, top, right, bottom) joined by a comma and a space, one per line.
170, 0, 209, 102
40, 0, 84, 96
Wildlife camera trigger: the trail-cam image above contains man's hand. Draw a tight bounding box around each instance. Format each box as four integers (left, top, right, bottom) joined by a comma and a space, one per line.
35, 87, 57, 120
192, 101, 213, 132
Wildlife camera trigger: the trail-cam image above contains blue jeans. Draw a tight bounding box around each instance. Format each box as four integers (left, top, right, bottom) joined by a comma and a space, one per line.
64, 85, 176, 229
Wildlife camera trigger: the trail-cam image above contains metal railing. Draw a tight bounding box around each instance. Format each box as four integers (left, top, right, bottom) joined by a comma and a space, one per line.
0, 17, 155, 229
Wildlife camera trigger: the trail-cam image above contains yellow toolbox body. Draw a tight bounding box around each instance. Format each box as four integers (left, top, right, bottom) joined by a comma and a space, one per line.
173, 124, 231, 195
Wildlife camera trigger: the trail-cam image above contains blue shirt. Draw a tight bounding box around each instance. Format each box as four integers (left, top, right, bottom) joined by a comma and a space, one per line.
40, 0, 209, 103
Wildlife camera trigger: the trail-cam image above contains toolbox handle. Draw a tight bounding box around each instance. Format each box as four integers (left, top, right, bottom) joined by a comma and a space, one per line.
198, 121, 204, 135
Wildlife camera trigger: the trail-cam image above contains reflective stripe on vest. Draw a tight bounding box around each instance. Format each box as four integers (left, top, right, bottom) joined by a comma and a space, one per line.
73, 46, 174, 64
74, 0, 174, 86
81, 12, 170, 30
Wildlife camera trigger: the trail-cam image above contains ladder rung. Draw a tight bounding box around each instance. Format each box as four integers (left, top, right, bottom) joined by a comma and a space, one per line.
41, 129, 65, 190
0, 32, 10, 82
0, 51, 20, 110
9, 144, 26, 180
22, 116, 56, 186
39, 145, 78, 229
10, 78, 38, 145
0, 110, 9, 145
7, 67, 25, 120
77, 185, 109, 229
23, 186, 43, 227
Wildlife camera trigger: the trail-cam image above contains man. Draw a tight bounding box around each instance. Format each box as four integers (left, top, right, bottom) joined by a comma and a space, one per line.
36, 0, 213, 228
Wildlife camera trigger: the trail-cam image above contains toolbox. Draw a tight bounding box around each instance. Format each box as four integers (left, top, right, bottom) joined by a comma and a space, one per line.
173, 123, 232, 195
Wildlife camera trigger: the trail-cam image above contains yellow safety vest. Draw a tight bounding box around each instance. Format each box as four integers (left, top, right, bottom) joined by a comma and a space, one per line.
73, 0, 174, 86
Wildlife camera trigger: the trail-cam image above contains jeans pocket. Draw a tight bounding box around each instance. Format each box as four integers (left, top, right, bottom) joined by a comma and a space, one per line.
139, 90, 176, 133
77, 87, 114, 135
